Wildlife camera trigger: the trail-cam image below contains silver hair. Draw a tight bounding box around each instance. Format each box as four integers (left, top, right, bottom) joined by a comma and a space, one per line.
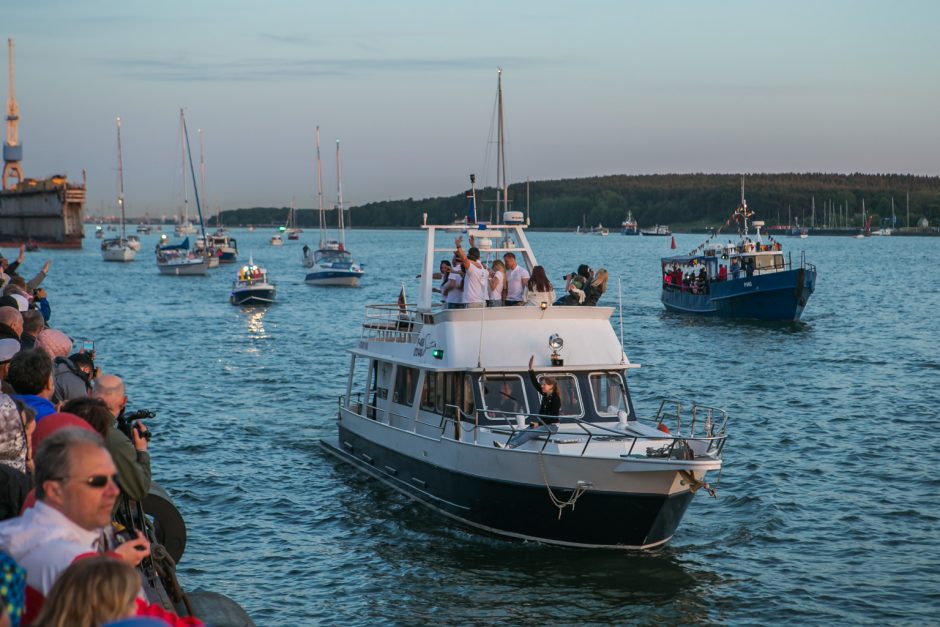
35, 428, 105, 500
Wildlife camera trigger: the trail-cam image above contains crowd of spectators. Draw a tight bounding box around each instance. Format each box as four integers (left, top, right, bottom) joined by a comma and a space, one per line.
0, 246, 200, 626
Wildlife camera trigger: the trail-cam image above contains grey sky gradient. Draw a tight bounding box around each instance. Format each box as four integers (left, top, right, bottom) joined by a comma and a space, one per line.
3, 0, 939, 218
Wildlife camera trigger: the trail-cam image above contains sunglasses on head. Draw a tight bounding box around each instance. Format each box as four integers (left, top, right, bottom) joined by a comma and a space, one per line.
59, 474, 120, 489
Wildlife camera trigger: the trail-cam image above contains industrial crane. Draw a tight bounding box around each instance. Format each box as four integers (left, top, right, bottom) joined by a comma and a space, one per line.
3, 38, 23, 191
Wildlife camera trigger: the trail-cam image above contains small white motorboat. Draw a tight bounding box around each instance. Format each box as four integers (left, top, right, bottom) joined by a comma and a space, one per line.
230, 256, 276, 305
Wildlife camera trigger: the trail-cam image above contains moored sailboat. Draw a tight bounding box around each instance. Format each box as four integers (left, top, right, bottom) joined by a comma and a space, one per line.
101, 117, 135, 262
304, 128, 364, 286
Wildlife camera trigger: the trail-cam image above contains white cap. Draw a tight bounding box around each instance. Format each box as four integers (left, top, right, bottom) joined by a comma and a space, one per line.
0, 338, 20, 362
10, 294, 28, 312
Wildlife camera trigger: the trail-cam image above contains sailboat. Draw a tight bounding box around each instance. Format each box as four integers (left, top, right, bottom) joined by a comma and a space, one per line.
173, 116, 197, 237
101, 117, 136, 262
156, 110, 211, 275
304, 128, 364, 286
285, 200, 302, 240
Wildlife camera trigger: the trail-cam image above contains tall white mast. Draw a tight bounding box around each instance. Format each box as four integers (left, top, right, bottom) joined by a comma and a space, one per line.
116, 116, 126, 240
198, 128, 208, 228
316, 126, 325, 247
336, 139, 345, 246
497, 68, 508, 220
179, 110, 188, 225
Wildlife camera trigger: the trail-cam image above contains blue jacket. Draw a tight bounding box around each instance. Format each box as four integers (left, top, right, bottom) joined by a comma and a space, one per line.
12, 395, 56, 421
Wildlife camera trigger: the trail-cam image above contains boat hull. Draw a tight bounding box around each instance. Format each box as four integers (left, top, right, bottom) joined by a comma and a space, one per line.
661, 266, 816, 321
101, 247, 136, 262
230, 286, 276, 305
322, 427, 695, 549
305, 269, 363, 286
218, 249, 237, 263
157, 259, 210, 276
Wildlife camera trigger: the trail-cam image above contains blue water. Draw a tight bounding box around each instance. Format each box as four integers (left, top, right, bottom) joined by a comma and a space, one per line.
37, 228, 940, 625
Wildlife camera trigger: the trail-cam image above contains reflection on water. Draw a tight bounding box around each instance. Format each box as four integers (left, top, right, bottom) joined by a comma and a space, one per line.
240, 305, 270, 338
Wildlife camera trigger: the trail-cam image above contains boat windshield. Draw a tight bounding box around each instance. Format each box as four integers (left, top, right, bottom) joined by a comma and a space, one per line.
316, 250, 354, 264
589, 372, 628, 417
480, 375, 529, 418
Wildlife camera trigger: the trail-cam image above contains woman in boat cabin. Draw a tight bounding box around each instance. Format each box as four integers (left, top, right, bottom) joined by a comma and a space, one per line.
498, 355, 561, 449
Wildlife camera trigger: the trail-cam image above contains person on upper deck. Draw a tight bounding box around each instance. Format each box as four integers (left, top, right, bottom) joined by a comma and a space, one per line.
581, 268, 608, 306
454, 236, 487, 309
524, 266, 556, 308
442, 259, 465, 310
487, 260, 506, 307
496, 355, 560, 449
502, 253, 529, 306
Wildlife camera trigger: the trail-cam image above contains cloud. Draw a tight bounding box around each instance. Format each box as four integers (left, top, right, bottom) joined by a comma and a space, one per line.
99, 55, 543, 82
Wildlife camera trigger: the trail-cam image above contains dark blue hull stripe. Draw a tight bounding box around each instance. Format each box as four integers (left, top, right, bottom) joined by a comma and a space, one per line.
321, 428, 695, 549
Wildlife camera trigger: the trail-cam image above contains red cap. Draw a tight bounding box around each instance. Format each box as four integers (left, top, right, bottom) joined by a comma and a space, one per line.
32, 412, 96, 451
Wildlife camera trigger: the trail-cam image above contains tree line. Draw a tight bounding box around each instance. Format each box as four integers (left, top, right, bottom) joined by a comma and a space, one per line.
213, 173, 940, 229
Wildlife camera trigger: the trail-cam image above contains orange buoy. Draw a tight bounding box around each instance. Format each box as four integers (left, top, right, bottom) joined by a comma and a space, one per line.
670, 236, 676, 249
657, 423, 670, 434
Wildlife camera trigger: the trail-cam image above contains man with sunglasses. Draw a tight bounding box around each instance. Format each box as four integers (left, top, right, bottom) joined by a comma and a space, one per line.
0, 428, 150, 607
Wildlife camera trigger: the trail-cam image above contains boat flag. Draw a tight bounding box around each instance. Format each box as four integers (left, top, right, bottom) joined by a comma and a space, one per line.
465, 189, 476, 224
670, 236, 676, 249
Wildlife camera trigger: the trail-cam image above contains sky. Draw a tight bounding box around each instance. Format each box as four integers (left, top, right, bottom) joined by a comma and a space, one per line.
3, 0, 940, 218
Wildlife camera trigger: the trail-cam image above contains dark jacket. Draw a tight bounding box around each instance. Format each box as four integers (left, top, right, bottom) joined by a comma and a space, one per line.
52, 357, 90, 405
529, 370, 560, 422
106, 428, 151, 504
0, 464, 30, 521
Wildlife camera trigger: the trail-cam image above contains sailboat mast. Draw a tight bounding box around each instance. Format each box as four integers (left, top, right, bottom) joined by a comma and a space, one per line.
199, 128, 206, 227
116, 116, 126, 241
336, 139, 345, 246
497, 68, 508, 220
316, 127, 325, 246
179, 110, 188, 225
180, 109, 207, 247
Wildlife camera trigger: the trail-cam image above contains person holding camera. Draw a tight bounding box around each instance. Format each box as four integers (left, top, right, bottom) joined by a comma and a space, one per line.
92, 374, 151, 501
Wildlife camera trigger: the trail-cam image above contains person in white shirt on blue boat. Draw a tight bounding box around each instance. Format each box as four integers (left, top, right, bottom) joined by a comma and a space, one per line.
502, 252, 529, 306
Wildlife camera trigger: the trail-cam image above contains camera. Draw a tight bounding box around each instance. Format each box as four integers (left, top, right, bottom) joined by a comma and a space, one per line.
118, 409, 156, 442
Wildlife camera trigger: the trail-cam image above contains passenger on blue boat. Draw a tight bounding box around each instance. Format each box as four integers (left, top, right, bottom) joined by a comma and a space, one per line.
454, 237, 487, 309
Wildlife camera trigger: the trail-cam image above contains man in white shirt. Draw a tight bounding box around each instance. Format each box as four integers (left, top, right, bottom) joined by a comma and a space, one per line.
0, 428, 150, 598
454, 237, 488, 309
503, 252, 530, 306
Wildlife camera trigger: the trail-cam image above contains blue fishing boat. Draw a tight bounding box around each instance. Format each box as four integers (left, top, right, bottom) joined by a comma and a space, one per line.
660, 184, 816, 321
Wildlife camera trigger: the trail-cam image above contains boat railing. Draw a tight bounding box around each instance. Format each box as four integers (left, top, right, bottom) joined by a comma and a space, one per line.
361, 304, 423, 343
439, 404, 728, 459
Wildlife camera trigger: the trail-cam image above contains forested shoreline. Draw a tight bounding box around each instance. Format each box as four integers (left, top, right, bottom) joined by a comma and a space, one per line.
211, 173, 940, 230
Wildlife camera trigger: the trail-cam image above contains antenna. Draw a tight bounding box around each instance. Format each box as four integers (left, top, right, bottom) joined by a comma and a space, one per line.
116, 117, 126, 240
618, 278, 625, 365
336, 139, 345, 246
3, 39, 24, 190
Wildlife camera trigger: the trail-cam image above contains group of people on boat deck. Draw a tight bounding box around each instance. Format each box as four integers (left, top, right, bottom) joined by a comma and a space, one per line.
663, 266, 712, 294
0, 246, 199, 626
437, 236, 608, 309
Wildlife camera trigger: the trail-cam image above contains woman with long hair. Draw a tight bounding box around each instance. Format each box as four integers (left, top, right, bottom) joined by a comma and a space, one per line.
524, 266, 556, 307
487, 259, 506, 307
33, 557, 140, 627
584, 268, 609, 306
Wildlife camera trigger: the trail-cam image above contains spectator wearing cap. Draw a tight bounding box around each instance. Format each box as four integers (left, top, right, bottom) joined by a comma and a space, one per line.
51, 353, 94, 406
0, 307, 21, 341
0, 338, 20, 389
7, 349, 56, 421
19, 310, 42, 351
0, 428, 151, 624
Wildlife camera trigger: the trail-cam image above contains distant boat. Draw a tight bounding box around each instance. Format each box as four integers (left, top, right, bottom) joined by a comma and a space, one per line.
641, 224, 672, 236
136, 223, 152, 234
285, 200, 302, 240
304, 129, 364, 286
126, 235, 141, 251
270, 234, 283, 246
660, 179, 816, 321
230, 256, 276, 305
101, 117, 135, 262
621, 211, 639, 235
593, 223, 609, 236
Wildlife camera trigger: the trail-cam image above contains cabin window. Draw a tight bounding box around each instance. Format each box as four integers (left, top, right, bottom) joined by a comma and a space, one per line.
479, 375, 528, 419
537, 373, 583, 418
432, 372, 474, 418
755, 254, 784, 271
420, 371, 442, 413
348, 356, 372, 412
590, 372, 628, 417
393, 366, 419, 407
